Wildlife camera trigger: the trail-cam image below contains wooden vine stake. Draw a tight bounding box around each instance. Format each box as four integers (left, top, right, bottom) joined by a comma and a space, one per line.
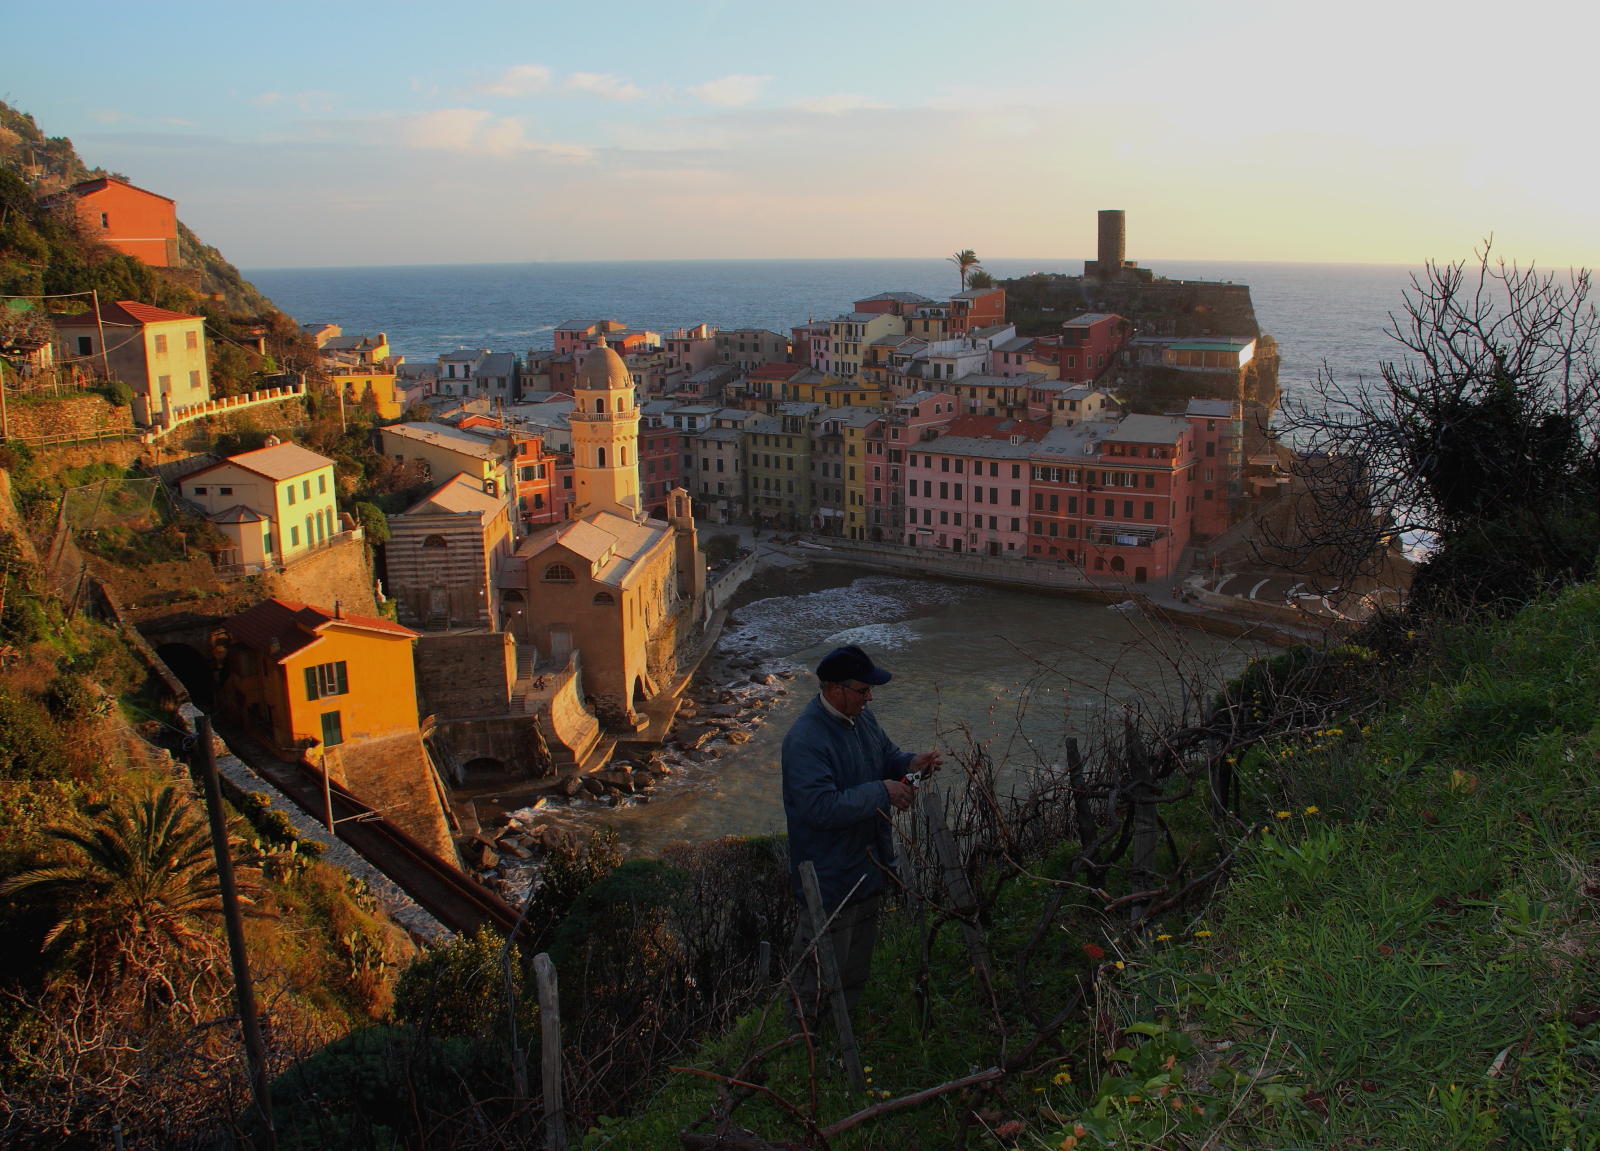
797, 860, 866, 1090
533, 953, 567, 1151
918, 786, 993, 981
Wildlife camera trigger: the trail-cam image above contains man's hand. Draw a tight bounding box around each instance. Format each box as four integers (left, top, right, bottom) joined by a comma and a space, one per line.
909, 750, 943, 775
883, 779, 915, 811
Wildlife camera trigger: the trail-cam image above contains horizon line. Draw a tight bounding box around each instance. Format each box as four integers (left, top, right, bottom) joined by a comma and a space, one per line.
240, 255, 1424, 274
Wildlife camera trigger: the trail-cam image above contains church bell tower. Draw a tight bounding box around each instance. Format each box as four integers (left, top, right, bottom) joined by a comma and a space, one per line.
569, 335, 641, 520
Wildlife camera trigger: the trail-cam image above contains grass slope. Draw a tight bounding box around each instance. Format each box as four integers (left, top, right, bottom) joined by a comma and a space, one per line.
594, 580, 1600, 1150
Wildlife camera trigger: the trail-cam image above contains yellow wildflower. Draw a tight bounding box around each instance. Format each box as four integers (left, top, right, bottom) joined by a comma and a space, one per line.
1156, 934, 1172, 941
1276, 811, 1291, 819
1194, 930, 1213, 938
1053, 1071, 1073, 1085
1305, 805, 1320, 815
1115, 960, 1125, 969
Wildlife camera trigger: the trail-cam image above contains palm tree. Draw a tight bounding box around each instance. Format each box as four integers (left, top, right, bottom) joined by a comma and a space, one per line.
967, 269, 995, 289
948, 249, 981, 291
2, 785, 260, 966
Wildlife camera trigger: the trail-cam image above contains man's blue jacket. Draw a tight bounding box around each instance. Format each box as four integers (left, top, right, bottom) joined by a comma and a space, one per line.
781, 694, 915, 912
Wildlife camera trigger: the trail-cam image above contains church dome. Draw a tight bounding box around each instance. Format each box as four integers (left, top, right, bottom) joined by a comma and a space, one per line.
577, 337, 632, 391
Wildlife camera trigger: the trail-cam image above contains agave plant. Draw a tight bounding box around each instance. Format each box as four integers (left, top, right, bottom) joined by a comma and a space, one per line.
2, 785, 262, 966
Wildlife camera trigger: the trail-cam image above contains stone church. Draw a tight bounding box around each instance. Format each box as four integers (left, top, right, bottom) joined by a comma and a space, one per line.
498, 337, 704, 727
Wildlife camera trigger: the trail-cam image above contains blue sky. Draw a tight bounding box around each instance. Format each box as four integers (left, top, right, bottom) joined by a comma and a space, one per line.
6, 0, 1597, 269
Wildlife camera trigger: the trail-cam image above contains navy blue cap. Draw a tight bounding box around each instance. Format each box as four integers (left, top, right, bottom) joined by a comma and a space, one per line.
815, 644, 892, 686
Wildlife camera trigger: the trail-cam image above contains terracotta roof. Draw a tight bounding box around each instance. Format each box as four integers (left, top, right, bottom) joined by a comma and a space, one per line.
53, 299, 201, 327
187, 442, 333, 483
942, 415, 1051, 442
225, 597, 417, 662
64, 177, 176, 204
207, 505, 264, 524
747, 362, 802, 380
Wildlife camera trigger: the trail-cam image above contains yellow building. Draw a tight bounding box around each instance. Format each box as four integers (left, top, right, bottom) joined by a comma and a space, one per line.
332, 371, 406, 418
219, 598, 456, 862
53, 299, 210, 427
181, 441, 342, 568
222, 597, 420, 757
837, 409, 882, 539
825, 311, 905, 381
380, 421, 511, 498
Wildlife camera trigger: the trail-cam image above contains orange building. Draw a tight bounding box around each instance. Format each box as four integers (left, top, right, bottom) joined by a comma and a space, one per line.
57, 178, 179, 267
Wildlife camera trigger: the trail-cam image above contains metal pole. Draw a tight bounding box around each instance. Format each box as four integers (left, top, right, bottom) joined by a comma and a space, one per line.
533, 953, 566, 1151
195, 715, 276, 1150
323, 750, 335, 834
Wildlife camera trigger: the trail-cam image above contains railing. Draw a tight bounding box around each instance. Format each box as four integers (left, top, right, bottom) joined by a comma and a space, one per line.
146, 382, 306, 440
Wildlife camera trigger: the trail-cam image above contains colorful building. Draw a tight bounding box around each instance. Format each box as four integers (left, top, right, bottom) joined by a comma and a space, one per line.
904, 416, 1044, 553
946, 287, 1006, 335
51, 178, 178, 266
53, 299, 210, 426
182, 442, 342, 568
637, 400, 682, 517
715, 328, 791, 370
1059, 313, 1129, 385
744, 404, 816, 529
380, 421, 511, 499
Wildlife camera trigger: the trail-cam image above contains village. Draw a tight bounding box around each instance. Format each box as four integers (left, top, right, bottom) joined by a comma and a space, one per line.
1, 172, 1399, 927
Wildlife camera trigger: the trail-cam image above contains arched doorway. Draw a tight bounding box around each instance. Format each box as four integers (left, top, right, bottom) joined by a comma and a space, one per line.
1134, 566, 1148, 583
156, 643, 215, 711
633, 676, 648, 705
461, 757, 508, 779
1110, 556, 1125, 574
650, 505, 668, 520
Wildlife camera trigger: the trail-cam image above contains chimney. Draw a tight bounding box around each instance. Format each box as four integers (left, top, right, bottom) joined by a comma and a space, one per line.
269, 637, 280, 655
1097, 210, 1126, 274
333, 600, 344, 619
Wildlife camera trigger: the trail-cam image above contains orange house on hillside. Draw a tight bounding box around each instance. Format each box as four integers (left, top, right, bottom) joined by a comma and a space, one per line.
57, 178, 180, 267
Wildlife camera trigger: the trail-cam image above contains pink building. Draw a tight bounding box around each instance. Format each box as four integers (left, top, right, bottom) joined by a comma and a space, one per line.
903, 416, 1049, 553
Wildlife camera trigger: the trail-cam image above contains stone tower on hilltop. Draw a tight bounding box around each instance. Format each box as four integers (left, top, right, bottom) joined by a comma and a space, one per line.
569, 335, 641, 520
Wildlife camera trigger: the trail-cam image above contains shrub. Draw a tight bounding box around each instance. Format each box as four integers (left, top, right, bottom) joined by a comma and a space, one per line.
355, 501, 389, 544
391, 925, 525, 1040
0, 690, 72, 782
95, 379, 133, 406
42, 674, 106, 721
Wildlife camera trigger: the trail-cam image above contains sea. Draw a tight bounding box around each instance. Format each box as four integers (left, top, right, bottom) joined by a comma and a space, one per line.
240, 256, 1419, 853
243, 257, 1424, 407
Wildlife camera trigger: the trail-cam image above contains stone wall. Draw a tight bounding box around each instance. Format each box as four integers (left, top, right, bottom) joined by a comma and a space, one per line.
326, 729, 457, 864
5, 394, 135, 440
415, 631, 515, 721
272, 535, 377, 616
430, 717, 541, 781
542, 654, 601, 768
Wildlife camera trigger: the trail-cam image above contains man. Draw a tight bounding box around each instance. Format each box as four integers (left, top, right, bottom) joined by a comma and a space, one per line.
781, 644, 941, 1026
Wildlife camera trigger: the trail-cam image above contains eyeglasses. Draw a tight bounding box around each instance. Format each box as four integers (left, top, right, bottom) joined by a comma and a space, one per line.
837, 682, 873, 697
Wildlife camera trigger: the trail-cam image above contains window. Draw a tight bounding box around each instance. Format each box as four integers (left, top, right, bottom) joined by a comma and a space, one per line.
317, 474, 328, 494
423, 534, 447, 548
154, 334, 168, 353
194, 486, 207, 495
218, 486, 232, 496
563, 475, 572, 489
186, 330, 199, 350
304, 661, 349, 700
77, 336, 93, 356
99, 212, 108, 228
158, 374, 171, 392
263, 531, 273, 553
189, 370, 201, 389
290, 526, 300, 546
320, 711, 344, 748
1144, 502, 1155, 519
544, 564, 576, 581
593, 592, 615, 605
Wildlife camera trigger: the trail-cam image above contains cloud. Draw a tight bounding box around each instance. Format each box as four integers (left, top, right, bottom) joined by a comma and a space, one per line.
790, 94, 891, 115
251, 90, 335, 113
87, 108, 128, 123
561, 72, 645, 101
687, 73, 773, 107
479, 64, 552, 97
395, 108, 590, 159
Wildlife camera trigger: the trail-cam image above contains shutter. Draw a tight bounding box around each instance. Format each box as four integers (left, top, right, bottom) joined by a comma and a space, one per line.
305, 667, 319, 701
334, 662, 348, 695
